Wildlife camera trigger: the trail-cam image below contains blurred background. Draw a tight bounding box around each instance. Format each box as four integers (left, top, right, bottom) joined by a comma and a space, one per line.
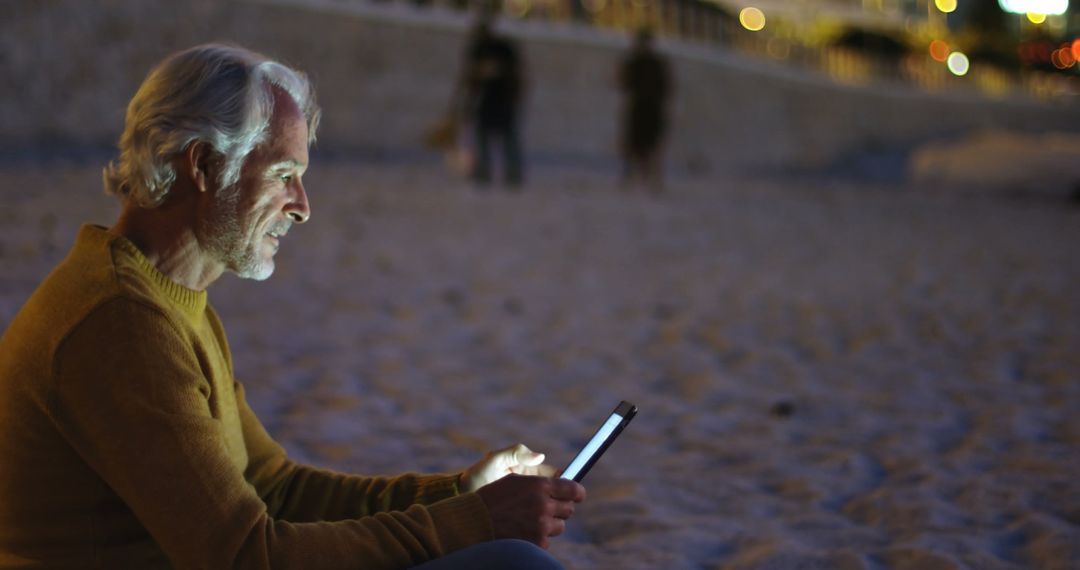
3, 3, 1080, 567
3, 0, 1079, 182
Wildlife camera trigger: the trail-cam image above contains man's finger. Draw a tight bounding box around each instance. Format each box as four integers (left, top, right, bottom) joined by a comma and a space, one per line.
533, 464, 557, 477
551, 501, 576, 520
511, 443, 545, 467
492, 443, 544, 471
544, 517, 567, 538
549, 478, 587, 502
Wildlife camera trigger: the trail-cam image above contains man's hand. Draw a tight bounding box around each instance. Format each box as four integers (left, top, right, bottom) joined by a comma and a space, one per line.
475, 474, 587, 549
460, 443, 557, 493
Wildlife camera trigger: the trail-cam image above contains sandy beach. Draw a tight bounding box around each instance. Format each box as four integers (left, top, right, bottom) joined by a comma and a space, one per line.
1, 154, 1077, 568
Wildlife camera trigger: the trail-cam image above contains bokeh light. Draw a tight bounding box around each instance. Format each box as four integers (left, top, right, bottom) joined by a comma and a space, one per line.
929, 40, 950, 62
1052, 47, 1076, 69
998, 0, 1069, 15
1026, 12, 1047, 24
935, 0, 958, 13
947, 51, 970, 76
767, 38, 791, 60
739, 7, 766, 32
1072, 39, 1080, 60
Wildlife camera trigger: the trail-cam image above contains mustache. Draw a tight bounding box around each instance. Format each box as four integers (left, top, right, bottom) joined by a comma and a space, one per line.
267, 221, 292, 237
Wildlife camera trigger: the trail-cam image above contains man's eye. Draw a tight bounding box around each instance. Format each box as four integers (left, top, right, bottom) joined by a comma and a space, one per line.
280, 174, 292, 183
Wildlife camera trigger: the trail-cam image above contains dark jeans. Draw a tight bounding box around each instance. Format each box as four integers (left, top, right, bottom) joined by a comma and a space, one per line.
410, 539, 564, 569
472, 121, 523, 187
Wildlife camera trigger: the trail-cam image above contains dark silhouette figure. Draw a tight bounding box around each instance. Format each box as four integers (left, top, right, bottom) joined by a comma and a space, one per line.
462, 17, 525, 188
618, 29, 672, 191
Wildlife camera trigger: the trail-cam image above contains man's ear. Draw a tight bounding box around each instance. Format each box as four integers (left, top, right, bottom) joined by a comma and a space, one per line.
184, 142, 214, 193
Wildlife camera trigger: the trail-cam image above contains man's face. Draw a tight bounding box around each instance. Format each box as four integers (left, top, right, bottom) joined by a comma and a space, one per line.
199, 89, 310, 281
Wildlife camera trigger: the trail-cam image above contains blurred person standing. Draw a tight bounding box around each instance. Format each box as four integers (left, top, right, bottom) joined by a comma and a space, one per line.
618, 29, 672, 192
0, 43, 583, 569
461, 13, 526, 189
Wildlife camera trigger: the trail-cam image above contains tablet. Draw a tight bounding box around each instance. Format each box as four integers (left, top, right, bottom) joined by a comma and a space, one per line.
560, 401, 637, 483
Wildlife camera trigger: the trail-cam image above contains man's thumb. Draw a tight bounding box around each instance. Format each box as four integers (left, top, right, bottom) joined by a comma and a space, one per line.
508, 443, 545, 467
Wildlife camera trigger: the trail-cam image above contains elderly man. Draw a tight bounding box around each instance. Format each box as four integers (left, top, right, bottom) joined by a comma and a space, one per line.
0, 44, 584, 569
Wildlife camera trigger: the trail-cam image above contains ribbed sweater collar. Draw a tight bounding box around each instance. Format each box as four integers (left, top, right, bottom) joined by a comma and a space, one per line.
81, 225, 208, 317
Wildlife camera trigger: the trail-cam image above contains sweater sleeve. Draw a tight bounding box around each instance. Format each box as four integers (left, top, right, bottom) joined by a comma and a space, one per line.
50, 298, 494, 570
236, 381, 464, 522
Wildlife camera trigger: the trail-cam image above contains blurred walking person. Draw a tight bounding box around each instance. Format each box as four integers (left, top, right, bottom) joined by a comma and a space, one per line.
461, 14, 526, 188
618, 29, 672, 192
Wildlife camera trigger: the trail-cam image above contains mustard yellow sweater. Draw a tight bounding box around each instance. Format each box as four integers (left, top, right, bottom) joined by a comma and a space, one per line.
0, 225, 494, 569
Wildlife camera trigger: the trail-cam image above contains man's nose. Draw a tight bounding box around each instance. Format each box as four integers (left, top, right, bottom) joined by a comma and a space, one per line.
285, 179, 310, 223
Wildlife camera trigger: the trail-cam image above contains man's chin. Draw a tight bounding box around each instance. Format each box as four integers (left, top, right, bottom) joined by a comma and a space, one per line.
232, 259, 275, 281
243, 269, 274, 282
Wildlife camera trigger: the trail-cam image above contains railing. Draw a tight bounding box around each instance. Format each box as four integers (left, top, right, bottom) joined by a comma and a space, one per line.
322, 0, 1078, 100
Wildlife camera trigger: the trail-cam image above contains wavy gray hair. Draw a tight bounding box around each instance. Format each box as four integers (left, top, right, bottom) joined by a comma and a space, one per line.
103, 44, 321, 207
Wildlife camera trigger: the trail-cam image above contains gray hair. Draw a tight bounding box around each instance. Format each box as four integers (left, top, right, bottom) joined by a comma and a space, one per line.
103, 44, 320, 207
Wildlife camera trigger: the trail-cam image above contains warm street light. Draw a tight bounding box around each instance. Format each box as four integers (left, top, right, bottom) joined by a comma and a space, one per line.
947, 51, 970, 76
998, 0, 1068, 15
934, 0, 958, 13
739, 7, 766, 32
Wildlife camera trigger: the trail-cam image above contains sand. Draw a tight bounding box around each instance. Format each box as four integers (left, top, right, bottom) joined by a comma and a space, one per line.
1, 157, 1078, 569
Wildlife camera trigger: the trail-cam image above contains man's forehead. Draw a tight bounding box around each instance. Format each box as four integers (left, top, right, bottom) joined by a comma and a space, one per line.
270, 85, 304, 124
262, 89, 309, 167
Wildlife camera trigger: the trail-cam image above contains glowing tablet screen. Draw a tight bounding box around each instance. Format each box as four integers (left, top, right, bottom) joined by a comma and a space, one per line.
561, 412, 623, 481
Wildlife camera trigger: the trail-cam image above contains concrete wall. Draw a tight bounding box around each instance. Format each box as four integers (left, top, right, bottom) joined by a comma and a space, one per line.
3, 0, 1078, 172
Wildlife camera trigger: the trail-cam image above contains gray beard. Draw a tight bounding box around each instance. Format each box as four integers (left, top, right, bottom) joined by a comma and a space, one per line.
198, 186, 273, 281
